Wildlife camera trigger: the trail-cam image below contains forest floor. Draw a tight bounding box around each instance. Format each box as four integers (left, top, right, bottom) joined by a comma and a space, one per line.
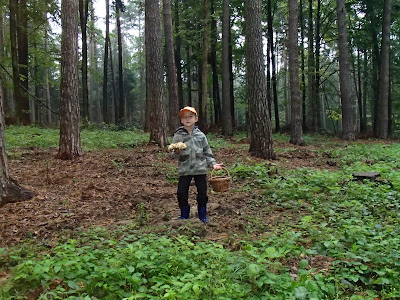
1, 137, 343, 249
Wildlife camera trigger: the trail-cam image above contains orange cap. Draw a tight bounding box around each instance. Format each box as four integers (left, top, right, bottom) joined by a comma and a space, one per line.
179, 106, 198, 118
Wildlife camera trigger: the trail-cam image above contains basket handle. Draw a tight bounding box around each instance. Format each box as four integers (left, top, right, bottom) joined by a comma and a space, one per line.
210, 167, 230, 179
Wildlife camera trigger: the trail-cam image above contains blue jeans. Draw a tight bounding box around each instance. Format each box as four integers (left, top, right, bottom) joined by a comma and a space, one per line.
177, 175, 208, 208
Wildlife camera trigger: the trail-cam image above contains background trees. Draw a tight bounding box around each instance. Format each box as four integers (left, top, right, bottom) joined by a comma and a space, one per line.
0, 0, 398, 144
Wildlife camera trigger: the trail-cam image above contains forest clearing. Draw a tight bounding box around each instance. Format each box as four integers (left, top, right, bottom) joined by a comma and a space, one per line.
1, 127, 400, 299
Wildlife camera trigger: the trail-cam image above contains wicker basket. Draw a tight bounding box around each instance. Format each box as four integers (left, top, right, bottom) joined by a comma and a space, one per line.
209, 167, 231, 192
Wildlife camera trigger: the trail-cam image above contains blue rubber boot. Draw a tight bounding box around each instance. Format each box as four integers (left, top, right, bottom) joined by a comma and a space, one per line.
179, 205, 190, 219
198, 206, 207, 223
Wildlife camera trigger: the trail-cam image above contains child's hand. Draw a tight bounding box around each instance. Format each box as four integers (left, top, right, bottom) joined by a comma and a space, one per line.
213, 163, 224, 170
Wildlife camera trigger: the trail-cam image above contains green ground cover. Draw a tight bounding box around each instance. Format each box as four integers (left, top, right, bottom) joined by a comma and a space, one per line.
1, 126, 400, 299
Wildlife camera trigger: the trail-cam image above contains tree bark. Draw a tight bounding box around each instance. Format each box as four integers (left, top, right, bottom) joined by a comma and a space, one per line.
199, 0, 209, 130
174, 0, 184, 109
57, 0, 82, 160
267, 0, 279, 132
210, 0, 221, 126
222, 0, 233, 136
245, 0, 275, 159
116, 2, 125, 125
0, 72, 34, 206
307, 0, 315, 132
163, 0, 180, 133
288, 0, 305, 145
102, 0, 110, 124
79, 0, 89, 122
145, 0, 167, 147
336, 0, 355, 140
16, 0, 30, 125
377, 0, 392, 139
299, 0, 306, 129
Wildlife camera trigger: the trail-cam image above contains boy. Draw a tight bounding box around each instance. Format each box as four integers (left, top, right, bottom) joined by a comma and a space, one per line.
170, 106, 223, 223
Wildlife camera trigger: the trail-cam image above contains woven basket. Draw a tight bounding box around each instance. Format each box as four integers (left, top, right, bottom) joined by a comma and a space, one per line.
209, 167, 231, 192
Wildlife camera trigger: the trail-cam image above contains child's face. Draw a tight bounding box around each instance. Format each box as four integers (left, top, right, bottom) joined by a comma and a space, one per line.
180, 111, 198, 128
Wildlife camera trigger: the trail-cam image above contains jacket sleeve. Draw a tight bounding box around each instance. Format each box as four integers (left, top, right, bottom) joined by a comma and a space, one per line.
203, 137, 216, 168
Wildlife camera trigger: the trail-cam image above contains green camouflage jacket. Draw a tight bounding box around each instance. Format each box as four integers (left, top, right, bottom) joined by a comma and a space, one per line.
171, 126, 216, 176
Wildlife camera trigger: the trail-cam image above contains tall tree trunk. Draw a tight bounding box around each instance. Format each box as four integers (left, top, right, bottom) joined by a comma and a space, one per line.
377, 0, 392, 139
16, 0, 30, 125
102, 0, 110, 124
0, 88, 33, 206
116, 3, 125, 125
365, 1, 380, 136
210, 0, 221, 125
109, 38, 118, 124
336, 0, 355, 140
174, 0, 184, 109
245, 0, 275, 159
145, 0, 167, 147
9, 0, 22, 125
186, 44, 192, 106
44, 25, 52, 125
289, 0, 305, 145
267, 0, 279, 132
307, 0, 315, 131
199, 0, 209, 130
362, 51, 368, 132
79, 0, 89, 122
228, 20, 235, 126
222, 0, 233, 135
137, 16, 145, 128
89, 1, 100, 123
357, 49, 364, 133
314, 0, 322, 130
58, 0, 82, 160
299, 0, 306, 129
0, 12, 11, 122
163, 0, 180, 133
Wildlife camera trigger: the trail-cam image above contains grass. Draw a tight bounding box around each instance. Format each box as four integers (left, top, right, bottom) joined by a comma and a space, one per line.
5, 125, 149, 150
2, 126, 400, 299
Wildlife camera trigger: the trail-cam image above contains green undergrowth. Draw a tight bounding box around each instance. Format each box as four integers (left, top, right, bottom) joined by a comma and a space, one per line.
1, 228, 335, 300
2, 127, 400, 299
5, 125, 149, 150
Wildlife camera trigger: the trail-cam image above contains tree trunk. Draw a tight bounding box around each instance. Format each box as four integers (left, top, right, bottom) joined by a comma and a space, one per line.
336, 0, 355, 140
145, 0, 167, 147
44, 26, 52, 125
299, 0, 306, 129
222, 0, 233, 136
199, 0, 209, 130
210, 0, 221, 126
57, 0, 82, 160
79, 0, 89, 122
365, 1, 380, 136
108, 38, 118, 124
288, 0, 305, 145
102, 0, 110, 124
116, 3, 125, 125
0, 12, 12, 123
186, 44, 192, 106
267, 0, 279, 132
174, 0, 184, 109
245, 0, 275, 159
314, 0, 322, 130
307, 0, 315, 132
9, 0, 21, 125
0, 90, 33, 206
377, 0, 392, 139
163, 0, 180, 133
16, 0, 30, 125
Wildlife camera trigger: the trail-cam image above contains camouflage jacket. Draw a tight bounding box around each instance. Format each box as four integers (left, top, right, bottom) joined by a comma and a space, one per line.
171, 126, 216, 176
